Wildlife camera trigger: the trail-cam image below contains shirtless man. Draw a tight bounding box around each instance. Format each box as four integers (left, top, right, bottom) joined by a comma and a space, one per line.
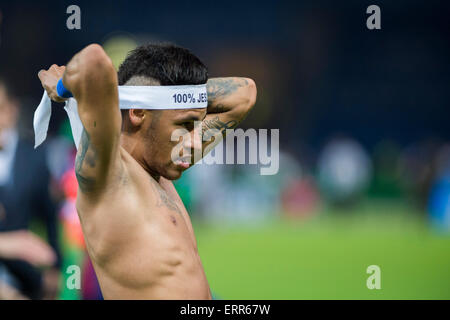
38, 43, 256, 299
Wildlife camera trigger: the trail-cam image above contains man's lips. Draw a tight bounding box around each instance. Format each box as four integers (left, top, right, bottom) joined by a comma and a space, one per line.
174, 157, 191, 169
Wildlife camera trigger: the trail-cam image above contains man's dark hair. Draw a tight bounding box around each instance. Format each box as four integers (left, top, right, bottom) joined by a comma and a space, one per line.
117, 43, 208, 132
118, 42, 208, 86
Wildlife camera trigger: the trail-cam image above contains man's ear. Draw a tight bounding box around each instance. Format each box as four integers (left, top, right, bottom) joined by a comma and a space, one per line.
128, 109, 146, 127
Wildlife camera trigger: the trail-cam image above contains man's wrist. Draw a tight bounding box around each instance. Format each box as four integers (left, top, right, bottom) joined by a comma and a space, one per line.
56, 78, 73, 98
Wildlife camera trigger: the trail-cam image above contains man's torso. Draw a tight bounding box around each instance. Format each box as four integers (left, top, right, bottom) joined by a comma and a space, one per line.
76, 147, 211, 299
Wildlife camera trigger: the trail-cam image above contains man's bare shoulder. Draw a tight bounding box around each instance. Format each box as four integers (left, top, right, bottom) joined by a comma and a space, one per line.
76, 145, 171, 218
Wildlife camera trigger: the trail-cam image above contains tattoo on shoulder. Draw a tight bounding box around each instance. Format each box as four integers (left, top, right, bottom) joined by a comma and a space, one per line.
75, 128, 98, 193
207, 78, 248, 101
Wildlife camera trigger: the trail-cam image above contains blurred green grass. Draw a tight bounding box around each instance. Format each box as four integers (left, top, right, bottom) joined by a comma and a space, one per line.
195, 200, 450, 299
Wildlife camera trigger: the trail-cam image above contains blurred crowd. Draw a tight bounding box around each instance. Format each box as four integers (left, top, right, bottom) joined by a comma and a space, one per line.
177, 134, 450, 229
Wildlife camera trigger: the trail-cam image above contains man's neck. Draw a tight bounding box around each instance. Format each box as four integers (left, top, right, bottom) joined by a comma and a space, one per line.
120, 133, 160, 182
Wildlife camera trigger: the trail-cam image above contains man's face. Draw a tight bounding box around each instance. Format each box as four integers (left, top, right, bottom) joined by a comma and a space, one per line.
141, 108, 207, 180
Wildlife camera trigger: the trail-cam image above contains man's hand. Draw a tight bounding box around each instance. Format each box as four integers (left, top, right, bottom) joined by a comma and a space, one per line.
0, 230, 56, 267
38, 64, 67, 103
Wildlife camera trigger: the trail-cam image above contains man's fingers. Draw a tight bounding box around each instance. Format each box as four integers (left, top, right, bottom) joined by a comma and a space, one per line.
37, 65, 68, 103
49, 64, 65, 75
37, 69, 46, 81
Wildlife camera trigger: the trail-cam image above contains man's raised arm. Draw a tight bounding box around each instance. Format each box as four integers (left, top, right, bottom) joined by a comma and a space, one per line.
201, 77, 257, 154
38, 44, 122, 196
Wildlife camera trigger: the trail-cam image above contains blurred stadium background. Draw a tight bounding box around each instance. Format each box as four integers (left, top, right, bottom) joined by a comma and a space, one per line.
1, 0, 450, 299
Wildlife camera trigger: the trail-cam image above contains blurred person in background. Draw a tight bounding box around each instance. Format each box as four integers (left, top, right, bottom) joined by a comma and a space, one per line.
428, 144, 450, 231
318, 137, 372, 207
0, 77, 62, 299
0, 230, 56, 299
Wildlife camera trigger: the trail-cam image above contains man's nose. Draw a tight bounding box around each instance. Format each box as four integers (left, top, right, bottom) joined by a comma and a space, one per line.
184, 129, 202, 153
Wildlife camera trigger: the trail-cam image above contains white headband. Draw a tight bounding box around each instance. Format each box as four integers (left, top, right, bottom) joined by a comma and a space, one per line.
33, 84, 208, 149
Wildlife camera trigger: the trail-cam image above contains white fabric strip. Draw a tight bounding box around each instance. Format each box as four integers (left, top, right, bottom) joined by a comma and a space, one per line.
34, 84, 208, 149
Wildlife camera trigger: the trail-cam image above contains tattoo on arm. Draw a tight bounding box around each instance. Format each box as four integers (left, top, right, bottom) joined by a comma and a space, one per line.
202, 116, 238, 140
206, 78, 248, 102
202, 78, 251, 149
75, 128, 98, 193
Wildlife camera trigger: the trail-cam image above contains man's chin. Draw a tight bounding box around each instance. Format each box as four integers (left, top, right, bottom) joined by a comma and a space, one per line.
161, 166, 184, 181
